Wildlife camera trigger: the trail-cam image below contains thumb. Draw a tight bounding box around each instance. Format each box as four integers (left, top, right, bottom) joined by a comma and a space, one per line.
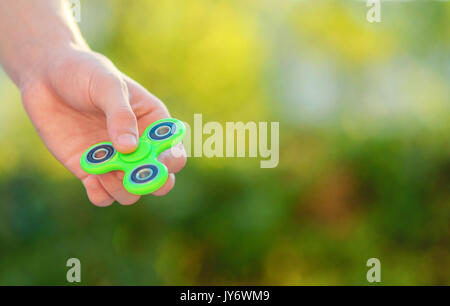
90, 72, 138, 153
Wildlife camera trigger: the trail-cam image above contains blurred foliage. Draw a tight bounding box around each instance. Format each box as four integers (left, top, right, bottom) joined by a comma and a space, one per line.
0, 0, 449, 285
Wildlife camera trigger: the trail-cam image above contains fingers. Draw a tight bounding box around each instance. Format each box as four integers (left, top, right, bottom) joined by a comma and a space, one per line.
82, 168, 176, 206
158, 143, 187, 174
98, 170, 176, 203
122, 75, 171, 129
92, 170, 176, 205
80, 163, 177, 205
124, 77, 186, 198
98, 171, 140, 205
81, 74, 183, 205
89, 71, 139, 153
124, 75, 187, 173
152, 173, 175, 196
82, 175, 114, 207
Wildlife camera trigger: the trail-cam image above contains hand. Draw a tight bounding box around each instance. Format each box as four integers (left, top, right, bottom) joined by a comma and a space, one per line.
20, 46, 187, 206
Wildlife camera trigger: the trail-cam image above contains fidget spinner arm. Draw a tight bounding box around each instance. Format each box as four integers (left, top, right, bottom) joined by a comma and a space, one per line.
80, 118, 186, 195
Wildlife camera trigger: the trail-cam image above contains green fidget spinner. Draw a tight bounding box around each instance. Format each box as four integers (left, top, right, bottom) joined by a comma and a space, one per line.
80, 118, 186, 195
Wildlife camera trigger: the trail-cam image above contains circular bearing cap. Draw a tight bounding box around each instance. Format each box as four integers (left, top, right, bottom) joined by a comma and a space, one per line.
148, 122, 177, 141
86, 144, 115, 164
130, 164, 159, 184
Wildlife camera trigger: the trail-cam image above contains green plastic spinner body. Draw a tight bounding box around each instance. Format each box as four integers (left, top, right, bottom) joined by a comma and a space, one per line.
80, 118, 186, 195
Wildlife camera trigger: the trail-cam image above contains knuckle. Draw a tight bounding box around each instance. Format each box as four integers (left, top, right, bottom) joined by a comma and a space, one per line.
110, 108, 137, 127
90, 71, 127, 101
100, 72, 127, 93
153, 190, 170, 197
118, 196, 140, 205
101, 181, 123, 195
153, 184, 173, 196
114, 105, 135, 116
90, 195, 113, 207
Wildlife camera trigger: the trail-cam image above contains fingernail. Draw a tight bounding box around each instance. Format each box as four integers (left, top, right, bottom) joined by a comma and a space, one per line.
117, 133, 137, 148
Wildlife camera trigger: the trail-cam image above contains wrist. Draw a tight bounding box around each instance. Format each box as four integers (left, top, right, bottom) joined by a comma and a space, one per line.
14, 38, 89, 90
0, 0, 89, 89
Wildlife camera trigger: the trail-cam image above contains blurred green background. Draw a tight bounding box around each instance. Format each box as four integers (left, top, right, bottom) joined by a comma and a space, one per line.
0, 0, 449, 285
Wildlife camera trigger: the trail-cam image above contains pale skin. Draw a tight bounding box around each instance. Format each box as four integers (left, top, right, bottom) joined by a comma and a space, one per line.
0, 0, 187, 206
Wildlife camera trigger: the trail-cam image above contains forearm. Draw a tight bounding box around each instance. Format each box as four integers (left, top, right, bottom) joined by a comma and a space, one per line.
0, 0, 88, 87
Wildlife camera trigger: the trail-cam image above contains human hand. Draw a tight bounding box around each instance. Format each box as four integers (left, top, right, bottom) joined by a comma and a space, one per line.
20, 46, 187, 206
